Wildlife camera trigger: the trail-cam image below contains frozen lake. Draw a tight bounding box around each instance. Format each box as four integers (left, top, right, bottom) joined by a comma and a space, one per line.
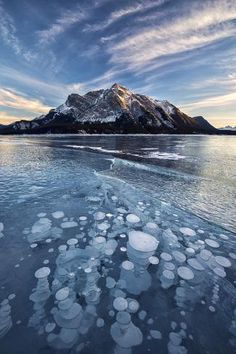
0, 135, 235, 354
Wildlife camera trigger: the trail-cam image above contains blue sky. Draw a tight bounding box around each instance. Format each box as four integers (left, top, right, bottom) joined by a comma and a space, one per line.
0, 0, 235, 127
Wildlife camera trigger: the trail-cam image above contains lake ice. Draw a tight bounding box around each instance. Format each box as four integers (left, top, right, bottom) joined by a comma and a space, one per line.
0, 135, 235, 354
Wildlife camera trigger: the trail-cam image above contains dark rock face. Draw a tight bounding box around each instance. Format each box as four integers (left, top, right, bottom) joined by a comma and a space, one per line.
0, 83, 216, 134
192, 116, 217, 132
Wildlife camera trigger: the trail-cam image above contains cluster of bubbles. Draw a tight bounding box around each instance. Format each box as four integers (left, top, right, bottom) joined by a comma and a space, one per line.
1, 181, 235, 354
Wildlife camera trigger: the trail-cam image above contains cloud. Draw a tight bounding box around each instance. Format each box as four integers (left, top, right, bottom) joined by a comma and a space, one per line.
0, 64, 84, 103
84, 0, 166, 32
0, 0, 33, 60
37, 6, 86, 45
107, 0, 236, 71
0, 88, 51, 114
180, 91, 236, 111
0, 111, 32, 124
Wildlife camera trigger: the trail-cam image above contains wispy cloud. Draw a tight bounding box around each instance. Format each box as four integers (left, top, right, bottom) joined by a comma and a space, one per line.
0, 88, 51, 114
84, 0, 166, 32
180, 91, 236, 111
0, 0, 33, 60
37, 6, 86, 45
108, 0, 236, 70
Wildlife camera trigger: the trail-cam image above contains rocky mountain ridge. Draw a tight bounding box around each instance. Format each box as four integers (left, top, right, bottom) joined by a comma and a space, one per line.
0, 83, 217, 134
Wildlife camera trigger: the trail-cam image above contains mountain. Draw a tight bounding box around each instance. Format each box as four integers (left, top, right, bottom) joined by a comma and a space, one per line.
219, 125, 236, 131
192, 116, 217, 132
0, 83, 216, 134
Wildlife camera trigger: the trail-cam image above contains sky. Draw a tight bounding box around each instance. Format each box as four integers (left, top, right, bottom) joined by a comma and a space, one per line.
0, 0, 235, 128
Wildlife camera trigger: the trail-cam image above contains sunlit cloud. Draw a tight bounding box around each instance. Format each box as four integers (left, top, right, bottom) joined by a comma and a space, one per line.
180, 91, 236, 111
0, 88, 51, 114
0, 111, 32, 124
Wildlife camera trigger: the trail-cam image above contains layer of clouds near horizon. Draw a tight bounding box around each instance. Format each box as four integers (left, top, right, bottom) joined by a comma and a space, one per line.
0, 0, 235, 127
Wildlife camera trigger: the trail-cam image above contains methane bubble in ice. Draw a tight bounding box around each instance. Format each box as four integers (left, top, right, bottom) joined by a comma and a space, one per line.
149, 256, 159, 265
126, 214, 140, 224
179, 227, 196, 237
177, 266, 194, 280
128, 231, 158, 252
205, 239, 220, 248
215, 256, 231, 268
113, 297, 128, 311
187, 258, 204, 271
61, 221, 78, 229
52, 211, 64, 219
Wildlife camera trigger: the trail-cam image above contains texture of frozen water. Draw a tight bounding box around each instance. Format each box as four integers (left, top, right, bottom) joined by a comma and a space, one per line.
1, 137, 235, 354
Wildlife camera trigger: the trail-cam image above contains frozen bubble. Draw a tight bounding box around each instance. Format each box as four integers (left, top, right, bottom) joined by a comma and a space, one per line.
45, 322, 56, 333
58, 298, 73, 310
160, 252, 172, 261
120, 247, 127, 252
79, 216, 87, 221
147, 318, 154, 325
186, 248, 195, 256
187, 258, 204, 271
48, 248, 54, 253
229, 252, 236, 260
0, 222, 4, 232
8, 294, 16, 300
169, 332, 182, 345
197, 229, 204, 234
122, 260, 134, 271
120, 233, 126, 238
43, 259, 49, 265
37, 213, 46, 218
94, 212, 105, 221
109, 310, 115, 317
146, 222, 158, 230
106, 213, 113, 218
67, 238, 78, 247
55, 287, 70, 301
177, 266, 194, 280
219, 234, 229, 240
129, 231, 159, 252
35, 267, 50, 279
84, 267, 92, 274
113, 297, 128, 311
116, 311, 131, 324
179, 227, 196, 237
215, 256, 231, 268
209, 306, 216, 312
138, 310, 147, 320
149, 256, 159, 265
199, 249, 212, 261
30, 243, 38, 249
163, 270, 175, 280
164, 262, 175, 271
106, 277, 116, 289
45, 238, 52, 243
205, 239, 220, 248
97, 222, 110, 231
52, 211, 64, 219
61, 221, 78, 228
96, 318, 105, 328
172, 251, 186, 263
127, 299, 139, 313
126, 214, 140, 224
150, 330, 162, 339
